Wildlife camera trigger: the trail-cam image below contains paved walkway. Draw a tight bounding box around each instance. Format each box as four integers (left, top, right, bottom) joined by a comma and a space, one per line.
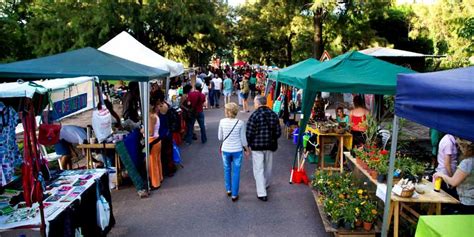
108, 96, 330, 237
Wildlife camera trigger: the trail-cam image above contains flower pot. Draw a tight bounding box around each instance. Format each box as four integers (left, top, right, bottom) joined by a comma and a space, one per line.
369, 170, 378, 179
330, 221, 340, 229
355, 219, 362, 227
377, 174, 386, 183
343, 221, 353, 230
361, 162, 369, 170
363, 221, 373, 231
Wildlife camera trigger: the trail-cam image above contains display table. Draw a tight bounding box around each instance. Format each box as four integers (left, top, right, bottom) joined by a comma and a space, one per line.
0, 169, 115, 237
345, 152, 459, 237
77, 143, 122, 189
415, 215, 474, 237
306, 125, 353, 172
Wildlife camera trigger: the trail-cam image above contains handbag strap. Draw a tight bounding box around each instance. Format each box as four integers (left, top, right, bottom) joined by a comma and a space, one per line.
223, 120, 239, 143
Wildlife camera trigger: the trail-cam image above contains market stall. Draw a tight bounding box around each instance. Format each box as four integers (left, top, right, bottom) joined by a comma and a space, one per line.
381, 66, 474, 236
0, 80, 115, 236
0, 46, 170, 191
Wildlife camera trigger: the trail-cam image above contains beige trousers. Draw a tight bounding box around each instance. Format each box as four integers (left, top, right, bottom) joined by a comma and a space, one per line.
252, 150, 273, 197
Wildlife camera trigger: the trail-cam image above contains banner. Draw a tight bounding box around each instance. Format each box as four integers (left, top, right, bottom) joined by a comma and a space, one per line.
51, 93, 87, 120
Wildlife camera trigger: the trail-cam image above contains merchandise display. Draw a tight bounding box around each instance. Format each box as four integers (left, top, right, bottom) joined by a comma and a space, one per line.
0, 169, 107, 230
0, 102, 22, 186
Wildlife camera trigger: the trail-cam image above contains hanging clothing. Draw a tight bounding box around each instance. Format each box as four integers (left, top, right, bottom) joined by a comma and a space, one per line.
0, 102, 21, 186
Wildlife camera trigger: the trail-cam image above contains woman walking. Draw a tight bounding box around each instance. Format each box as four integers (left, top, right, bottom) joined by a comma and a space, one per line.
218, 103, 249, 202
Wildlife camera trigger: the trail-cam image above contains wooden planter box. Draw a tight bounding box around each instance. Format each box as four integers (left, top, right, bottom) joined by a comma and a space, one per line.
312, 190, 381, 237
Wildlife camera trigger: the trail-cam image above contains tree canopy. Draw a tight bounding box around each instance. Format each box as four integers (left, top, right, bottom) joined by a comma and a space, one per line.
0, 0, 472, 69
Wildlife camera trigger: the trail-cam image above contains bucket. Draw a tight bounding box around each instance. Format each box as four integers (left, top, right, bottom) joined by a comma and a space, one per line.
292, 128, 299, 144
303, 134, 310, 148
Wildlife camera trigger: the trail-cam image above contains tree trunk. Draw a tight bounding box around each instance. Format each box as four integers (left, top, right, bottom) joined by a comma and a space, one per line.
286, 33, 295, 66
313, 7, 324, 59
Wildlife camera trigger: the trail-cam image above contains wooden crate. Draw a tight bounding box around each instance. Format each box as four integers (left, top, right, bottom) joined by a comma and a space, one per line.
312, 190, 380, 237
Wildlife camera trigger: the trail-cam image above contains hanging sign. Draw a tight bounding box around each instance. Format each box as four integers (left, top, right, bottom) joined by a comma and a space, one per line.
320, 50, 332, 62
51, 93, 88, 120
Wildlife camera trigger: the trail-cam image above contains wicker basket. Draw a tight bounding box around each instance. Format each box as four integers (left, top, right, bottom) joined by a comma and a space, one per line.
400, 187, 415, 198
334, 127, 346, 134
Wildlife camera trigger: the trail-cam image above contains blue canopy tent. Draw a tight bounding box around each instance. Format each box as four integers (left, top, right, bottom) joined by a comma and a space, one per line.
381, 66, 474, 236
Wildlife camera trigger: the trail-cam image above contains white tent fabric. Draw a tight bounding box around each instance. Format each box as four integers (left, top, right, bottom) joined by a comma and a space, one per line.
0, 77, 96, 99
360, 47, 427, 57
0, 81, 48, 98
99, 31, 184, 77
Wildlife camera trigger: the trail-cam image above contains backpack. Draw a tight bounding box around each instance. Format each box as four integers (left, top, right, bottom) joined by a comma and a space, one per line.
168, 106, 181, 133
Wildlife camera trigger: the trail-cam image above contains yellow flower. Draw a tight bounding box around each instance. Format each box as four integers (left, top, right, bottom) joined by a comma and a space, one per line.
338, 194, 345, 199
357, 189, 363, 195
371, 209, 378, 215
355, 207, 360, 214
361, 201, 366, 205
329, 200, 333, 204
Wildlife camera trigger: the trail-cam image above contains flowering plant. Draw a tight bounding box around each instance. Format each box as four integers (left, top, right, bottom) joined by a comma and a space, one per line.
361, 201, 378, 223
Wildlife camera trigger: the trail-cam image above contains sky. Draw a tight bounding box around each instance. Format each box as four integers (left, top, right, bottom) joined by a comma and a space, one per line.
227, 0, 245, 7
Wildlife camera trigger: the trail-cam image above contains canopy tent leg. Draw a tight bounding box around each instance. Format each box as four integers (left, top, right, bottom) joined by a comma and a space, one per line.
139, 82, 151, 191
382, 115, 400, 237
165, 77, 170, 101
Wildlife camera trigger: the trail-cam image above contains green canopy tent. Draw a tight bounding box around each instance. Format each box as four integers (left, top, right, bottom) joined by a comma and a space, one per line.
0, 47, 170, 191
0, 47, 169, 81
296, 51, 415, 148
269, 58, 321, 89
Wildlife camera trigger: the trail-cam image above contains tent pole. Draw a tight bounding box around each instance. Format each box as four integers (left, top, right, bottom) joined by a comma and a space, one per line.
140, 82, 151, 191
381, 115, 399, 237
165, 77, 170, 101
92, 77, 97, 109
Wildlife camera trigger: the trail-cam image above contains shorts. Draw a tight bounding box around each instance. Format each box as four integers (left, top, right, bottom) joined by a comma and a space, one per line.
54, 139, 72, 156
223, 90, 232, 97
241, 92, 249, 100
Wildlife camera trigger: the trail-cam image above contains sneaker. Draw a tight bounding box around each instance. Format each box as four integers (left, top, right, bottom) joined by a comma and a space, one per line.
232, 196, 239, 202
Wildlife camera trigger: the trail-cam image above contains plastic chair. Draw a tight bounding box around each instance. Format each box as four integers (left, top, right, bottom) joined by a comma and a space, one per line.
39, 145, 63, 170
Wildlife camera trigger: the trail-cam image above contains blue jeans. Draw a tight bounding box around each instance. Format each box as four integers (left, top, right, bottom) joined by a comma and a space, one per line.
213, 89, 221, 107
185, 112, 207, 144
222, 151, 243, 197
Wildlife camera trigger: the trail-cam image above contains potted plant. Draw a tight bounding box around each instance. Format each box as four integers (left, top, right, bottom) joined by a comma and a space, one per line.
361, 201, 378, 231
409, 162, 425, 183
341, 202, 357, 229
376, 162, 388, 183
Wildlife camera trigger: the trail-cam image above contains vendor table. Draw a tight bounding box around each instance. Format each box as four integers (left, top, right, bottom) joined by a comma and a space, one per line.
345, 152, 459, 237
306, 125, 353, 172
77, 143, 122, 189
0, 169, 115, 237
415, 215, 474, 237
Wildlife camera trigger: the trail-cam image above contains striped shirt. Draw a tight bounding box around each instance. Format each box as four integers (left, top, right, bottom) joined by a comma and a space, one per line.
218, 118, 248, 153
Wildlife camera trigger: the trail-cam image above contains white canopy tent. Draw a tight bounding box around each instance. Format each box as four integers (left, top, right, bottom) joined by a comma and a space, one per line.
99, 31, 184, 78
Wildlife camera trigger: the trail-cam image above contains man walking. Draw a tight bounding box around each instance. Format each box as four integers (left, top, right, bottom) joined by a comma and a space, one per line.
212, 74, 223, 108
246, 95, 281, 201
185, 83, 207, 145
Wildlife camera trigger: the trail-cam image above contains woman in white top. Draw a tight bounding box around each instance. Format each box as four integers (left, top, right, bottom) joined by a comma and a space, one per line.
218, 102, 249, 201
148, 97, 163, 189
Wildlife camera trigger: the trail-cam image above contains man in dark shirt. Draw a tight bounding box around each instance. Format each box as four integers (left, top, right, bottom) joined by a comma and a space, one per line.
185, 83, 207, 144
246, 95, 281, 201
122, 81, 140, 123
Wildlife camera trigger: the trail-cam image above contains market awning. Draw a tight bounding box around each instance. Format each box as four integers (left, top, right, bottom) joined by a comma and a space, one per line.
307, 51, 415, 94
0, 47, 169, 82
359, 47, 430, 57
0, 81, 48, 99
395, 66, 474, 141
99, 31, 184, 77
269, 58, 320, 89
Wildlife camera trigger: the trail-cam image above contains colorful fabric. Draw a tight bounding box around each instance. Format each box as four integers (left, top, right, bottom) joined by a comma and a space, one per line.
115, 141, 147, 191
0, 102, 21, 186
415, 215, 474, 237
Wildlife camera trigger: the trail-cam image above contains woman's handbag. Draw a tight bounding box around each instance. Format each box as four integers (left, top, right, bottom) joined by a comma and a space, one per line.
272, 94, 284, 114
38, 95, 61, 146
219, 120, 239, 156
